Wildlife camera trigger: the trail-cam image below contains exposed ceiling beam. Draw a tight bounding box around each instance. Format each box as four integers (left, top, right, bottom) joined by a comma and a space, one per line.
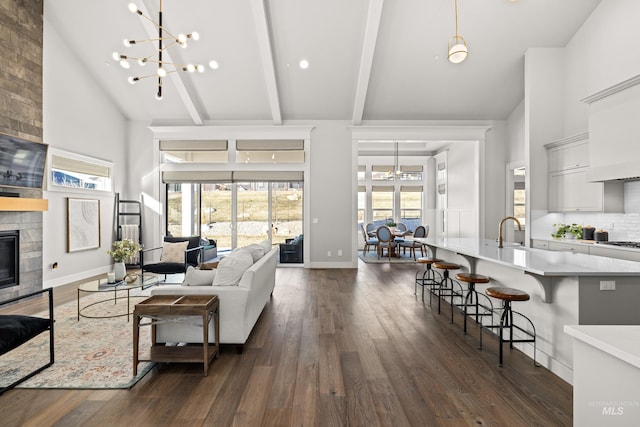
251, 0, 282, 125
352, 0, 384, 126
139, 0, 204, 125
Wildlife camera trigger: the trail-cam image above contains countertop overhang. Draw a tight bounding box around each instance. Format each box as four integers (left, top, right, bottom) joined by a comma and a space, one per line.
411, 238, 640, 303
412, 237, 640, 277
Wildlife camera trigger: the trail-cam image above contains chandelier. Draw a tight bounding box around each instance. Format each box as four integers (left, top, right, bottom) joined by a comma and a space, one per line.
112, 1, 206, 100
388, 141, 401, 179
448, 0, 468, 64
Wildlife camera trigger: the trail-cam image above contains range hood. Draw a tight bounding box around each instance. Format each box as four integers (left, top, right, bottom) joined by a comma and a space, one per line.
582, 75, 640, 182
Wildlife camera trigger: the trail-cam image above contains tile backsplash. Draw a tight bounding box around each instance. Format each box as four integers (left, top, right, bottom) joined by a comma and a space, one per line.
532, 181, 640, 241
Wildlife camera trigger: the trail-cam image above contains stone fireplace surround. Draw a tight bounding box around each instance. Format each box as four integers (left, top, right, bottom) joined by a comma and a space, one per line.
0, 187, 44, 301
0, 0, 45, 302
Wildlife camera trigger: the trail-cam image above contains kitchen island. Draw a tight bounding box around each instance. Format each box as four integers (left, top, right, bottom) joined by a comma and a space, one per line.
412, 237, 640, 383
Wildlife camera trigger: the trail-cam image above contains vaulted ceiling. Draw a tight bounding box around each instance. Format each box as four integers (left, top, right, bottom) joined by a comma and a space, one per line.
46, 0, 601, 125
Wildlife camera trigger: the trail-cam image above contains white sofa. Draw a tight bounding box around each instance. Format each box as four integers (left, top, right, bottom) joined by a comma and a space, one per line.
149, 240, 277, 350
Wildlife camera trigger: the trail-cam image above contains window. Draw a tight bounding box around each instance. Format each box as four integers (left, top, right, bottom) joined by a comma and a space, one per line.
400, 186, 422, 230
49, 149, 112, 192
357, 186, 366, 223
371, 186, 393, 223
514, 167, 526, 227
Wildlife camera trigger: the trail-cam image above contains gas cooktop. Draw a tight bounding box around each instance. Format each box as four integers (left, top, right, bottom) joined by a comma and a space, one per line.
597, 241, 640, 249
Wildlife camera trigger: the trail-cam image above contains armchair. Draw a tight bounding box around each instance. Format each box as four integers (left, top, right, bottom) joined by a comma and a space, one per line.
279, 234, 303, 263
1, 288, 54, 394
140, 236, 205, 279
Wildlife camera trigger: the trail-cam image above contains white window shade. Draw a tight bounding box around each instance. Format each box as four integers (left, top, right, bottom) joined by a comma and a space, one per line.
159, 140, 228, 151
372, 165, 393, 173
51, 155, 110, 177
233, 171, 303, 182
400, 186, 423, 192
372, 185, 394, 192
162, 171, 232, 183
162, 171, 303, 183
236, 140, 304, 151
401, 165, 423, 172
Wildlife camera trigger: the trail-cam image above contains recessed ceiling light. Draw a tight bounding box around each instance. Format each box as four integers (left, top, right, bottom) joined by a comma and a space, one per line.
299, 59, 310, 69
209, 60, 219, 70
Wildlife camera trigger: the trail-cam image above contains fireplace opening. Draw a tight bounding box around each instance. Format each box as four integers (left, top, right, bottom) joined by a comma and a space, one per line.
0, 230, 19, 289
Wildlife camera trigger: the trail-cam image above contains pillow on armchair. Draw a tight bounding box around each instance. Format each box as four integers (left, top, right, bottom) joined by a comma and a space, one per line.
159, 241, 189, 263
164, 236, 203, 266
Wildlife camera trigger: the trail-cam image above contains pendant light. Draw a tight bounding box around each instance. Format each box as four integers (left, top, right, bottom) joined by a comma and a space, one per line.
448, 0, 468, 64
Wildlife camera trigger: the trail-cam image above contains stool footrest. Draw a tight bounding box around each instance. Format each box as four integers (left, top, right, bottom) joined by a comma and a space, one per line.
479, 308, 538, 368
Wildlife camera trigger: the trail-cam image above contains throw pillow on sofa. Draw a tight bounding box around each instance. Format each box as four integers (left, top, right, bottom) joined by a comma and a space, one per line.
244, 244, 265, 263
212, 248, 254, 287
259, 239, 272, 254
182, 265, 216, 286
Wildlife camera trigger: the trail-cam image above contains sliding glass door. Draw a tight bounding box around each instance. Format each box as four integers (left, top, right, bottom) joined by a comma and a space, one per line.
272, 182, 303, 245
166, 180, 303, 253
201, 183, 232, 250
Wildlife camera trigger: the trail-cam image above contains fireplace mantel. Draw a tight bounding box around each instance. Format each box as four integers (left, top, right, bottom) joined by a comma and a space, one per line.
0, 196, 48, 211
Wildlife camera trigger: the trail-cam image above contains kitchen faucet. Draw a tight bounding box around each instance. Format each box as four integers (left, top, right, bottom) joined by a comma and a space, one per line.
498, 216, 522, 248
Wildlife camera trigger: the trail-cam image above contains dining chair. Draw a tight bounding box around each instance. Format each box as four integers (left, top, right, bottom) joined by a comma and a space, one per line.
361, 224, 379, 255
376, 225, 397, 261
399, 225, 427, 260
365, 222, 376, 238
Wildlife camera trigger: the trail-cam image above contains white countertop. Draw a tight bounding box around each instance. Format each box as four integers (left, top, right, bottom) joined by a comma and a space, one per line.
564, 325, 640, 369
412, 237, 640, 276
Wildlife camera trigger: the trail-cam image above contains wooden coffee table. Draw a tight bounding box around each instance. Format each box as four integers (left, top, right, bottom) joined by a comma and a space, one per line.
133, 294, 219, 376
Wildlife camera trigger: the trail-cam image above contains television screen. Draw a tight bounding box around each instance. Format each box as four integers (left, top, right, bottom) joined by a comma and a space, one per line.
0, 133, 48, 190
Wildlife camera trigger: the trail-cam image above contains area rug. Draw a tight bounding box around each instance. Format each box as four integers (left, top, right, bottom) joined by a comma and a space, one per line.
358, 251, 420, 264
0, 288, 155, 389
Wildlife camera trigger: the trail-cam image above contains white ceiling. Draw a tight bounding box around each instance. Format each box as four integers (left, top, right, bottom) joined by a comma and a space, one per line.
45, 0, 602, 125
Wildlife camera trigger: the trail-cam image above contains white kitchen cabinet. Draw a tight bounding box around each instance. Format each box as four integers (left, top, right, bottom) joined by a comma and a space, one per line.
548, 168, 623, 212
531, 239, 549, 250
546, 134, 624, 213
548, 240, 590, 254
547, 135, 589, 172
589, 245, 640, 262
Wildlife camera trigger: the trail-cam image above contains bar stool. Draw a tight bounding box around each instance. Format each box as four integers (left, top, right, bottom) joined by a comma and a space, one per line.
455, 273, 493, 335
480, 287, 538, 367
432, 261, 463, 323
414, 257, 442, 304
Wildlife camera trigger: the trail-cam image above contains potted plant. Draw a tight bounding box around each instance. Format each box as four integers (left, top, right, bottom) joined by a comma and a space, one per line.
385, 221, 397, 232
551, 223, 583, 240
107, 239, 140, 281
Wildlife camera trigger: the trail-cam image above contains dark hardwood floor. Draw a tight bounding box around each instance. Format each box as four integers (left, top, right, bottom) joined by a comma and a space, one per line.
0, 261, 572, 426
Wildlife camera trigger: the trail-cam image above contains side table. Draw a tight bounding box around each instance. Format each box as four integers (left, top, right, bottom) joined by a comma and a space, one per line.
133, 294, 219, 376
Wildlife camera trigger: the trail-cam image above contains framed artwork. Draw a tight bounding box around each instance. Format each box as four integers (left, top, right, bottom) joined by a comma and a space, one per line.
67, 198, 101, 252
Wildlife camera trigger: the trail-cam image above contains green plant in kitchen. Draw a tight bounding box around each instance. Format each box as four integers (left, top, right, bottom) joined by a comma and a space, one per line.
385, 221, 397, 228
551, 223, 583, 239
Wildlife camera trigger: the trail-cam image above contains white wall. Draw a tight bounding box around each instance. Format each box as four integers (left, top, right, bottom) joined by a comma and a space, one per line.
506, 101, 525, 164
446, 141, 477, 238
308, 121, 354, 267
42, 19, 129, 287
483, 123, 508, 239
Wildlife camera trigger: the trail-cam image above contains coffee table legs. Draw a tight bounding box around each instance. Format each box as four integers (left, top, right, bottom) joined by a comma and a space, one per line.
133, 312, 140, 376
